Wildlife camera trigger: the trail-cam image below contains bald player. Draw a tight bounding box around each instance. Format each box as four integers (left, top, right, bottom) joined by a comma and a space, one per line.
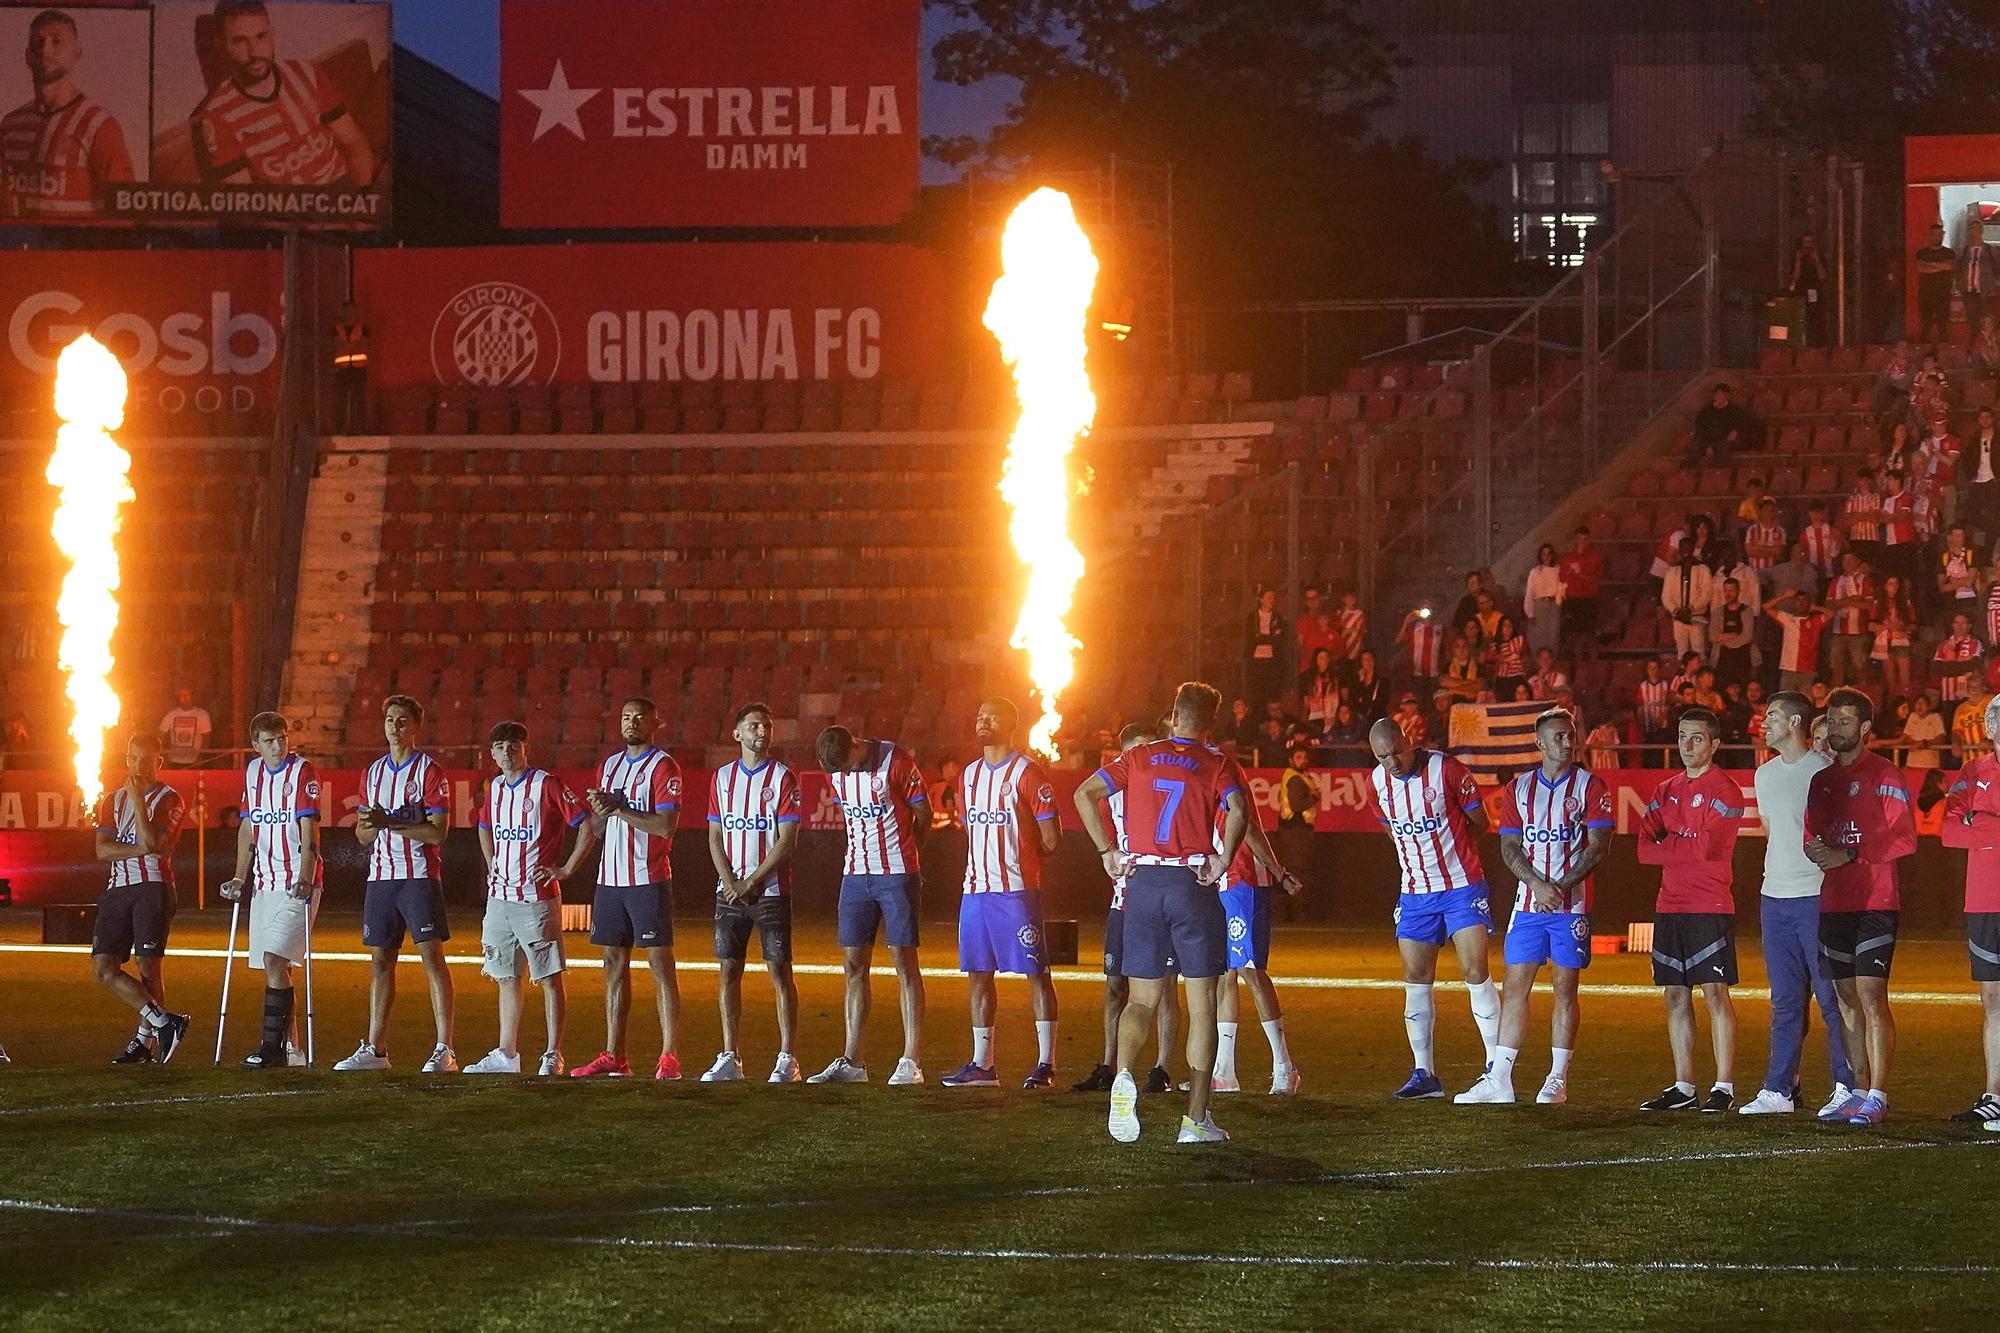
91, 733, 190, 1064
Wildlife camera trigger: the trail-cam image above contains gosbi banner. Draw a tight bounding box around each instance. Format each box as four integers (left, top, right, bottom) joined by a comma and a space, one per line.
0, 767, 1947, 838
353, 242, 948, 389
0, 248, 283, 424
500, 0, 918, 228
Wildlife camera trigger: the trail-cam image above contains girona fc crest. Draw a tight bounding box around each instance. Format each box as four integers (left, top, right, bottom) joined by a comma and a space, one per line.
999, 784, 1015, 803
1849, 780, 1861, 797
430, 281, 561, 386
1562, 796, 1583, 823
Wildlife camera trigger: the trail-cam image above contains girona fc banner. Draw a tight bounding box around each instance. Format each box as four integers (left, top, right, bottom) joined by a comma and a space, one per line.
354, 242, 949, 388
0, 247, 282, 422
500, 0, 918, 229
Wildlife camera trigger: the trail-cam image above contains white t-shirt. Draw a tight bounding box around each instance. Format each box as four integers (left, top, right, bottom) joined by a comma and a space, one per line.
158, 706, 212, 765
1754, 748, 1833, 898
1902, 711, 1946, 768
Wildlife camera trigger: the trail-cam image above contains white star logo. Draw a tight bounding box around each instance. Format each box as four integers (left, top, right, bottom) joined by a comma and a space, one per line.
518, 60, 599, 142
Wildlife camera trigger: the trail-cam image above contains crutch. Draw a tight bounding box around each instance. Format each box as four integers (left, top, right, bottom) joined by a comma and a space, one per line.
301, 898, 315, 1066
214, 890, 242, 1065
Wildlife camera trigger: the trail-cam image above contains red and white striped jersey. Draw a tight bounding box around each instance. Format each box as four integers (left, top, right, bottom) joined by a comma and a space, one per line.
240, 755, 322, 891
96, 783, 184, 888
193, 59, 349, 185
960, 752, 1059, 894
479, 769, 586, 903
1107, 790, 1130, 911
1830, 572, 1873, 636
1496, 765, 1614, 915
362, 751, 450, 882
1408, 619, 1446, 676
594, 747, 682, 886
1368, 751, 1486, 894
0, 93, 132, 217
828, 740, 928, 876
708, 757, 802, 895
1334, 607, 1366, 660
1800, 521, 1841, 581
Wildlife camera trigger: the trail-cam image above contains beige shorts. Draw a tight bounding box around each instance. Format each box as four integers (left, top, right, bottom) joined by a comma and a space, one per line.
248, 884, 322, 968
481, 896, 565, 982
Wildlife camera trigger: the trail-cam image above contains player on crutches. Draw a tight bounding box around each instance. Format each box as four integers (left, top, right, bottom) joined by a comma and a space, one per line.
220, 713, 323, 1069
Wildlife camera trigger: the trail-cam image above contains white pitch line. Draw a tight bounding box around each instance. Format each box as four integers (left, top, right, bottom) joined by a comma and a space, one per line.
0, 1088, 328, 1118
0, 942, 1981, 1004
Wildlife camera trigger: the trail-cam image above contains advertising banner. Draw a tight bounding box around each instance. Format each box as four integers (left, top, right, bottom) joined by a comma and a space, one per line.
500, 0, 917, 228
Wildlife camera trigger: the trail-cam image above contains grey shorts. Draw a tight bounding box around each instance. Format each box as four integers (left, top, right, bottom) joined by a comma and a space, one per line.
481, 897, 566, 982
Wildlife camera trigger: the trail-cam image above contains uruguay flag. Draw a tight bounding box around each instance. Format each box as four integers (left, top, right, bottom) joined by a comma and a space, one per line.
1447, 700, 1554, 784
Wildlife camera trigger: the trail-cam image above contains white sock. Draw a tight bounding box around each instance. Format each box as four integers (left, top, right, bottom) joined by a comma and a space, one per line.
1261, 1018, 1291, 1069
1215, 1022, 1239, 1081
971, 1026, 994, 1067
1551, 1047, 1574, 1078
1492, 1045, 1519, 1084
1467, 979, 1501, 1058
141, 1004, 166, 1029
1868, 1087, 1887, 1104
1713, 1081, 1734, 1095
1403, 984, 1436, 1071
1675, 1080, 1697, 1096
1035, 1020, 1056, 1066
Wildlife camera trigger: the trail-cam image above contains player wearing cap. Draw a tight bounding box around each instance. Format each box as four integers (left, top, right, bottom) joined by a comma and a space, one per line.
808, 727, 932, 1085
1804, 687, 1917, 1125
701, 702, 803, 1084
939, 699, 1063, 1089
1072, 721, 1180, 1096
334, 695, 457, 1074
219, 711, 321, 1069
467, 722, 595, 1076
1210, 775, 1305, 1096
1942, 696, 2000, 1128
1365, 718, 1503, 1101
575, 698, 685, 1081
1075, 681, 1250, 1145
1457, 708, 1613, 1106
91, 733, 190, 1064
1635, 707, 1744, 1113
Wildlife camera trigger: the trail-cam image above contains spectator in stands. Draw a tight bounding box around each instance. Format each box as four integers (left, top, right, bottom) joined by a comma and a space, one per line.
1428, 688, 1458, 746
1873, 696, 1911, 763
1915, 224, 1956, 343
1294, 585, 1336, 672
1977, 314, 2000, 376
1557, 526, 1604, 658
1873, 339, 1916, 416
1765, 588, 1829, 695
1226, 697, 1257, 753
1988, 551, 2000, 644
1469, 591, 1503, 646
1298, 648, 1339, 735
1712, 578, 1755, 689
1349, 650, 1385, 723
1686, 515, 1720, 570
1878, 472, 1920, 585
1842, 470, 1883, 572
1523, 543, 1564, 657
1528, 648, 1569, 700
1261, 698, 1300, 736
1733, 475, 1768, 539
1254, 717, 1289, 768
1711, 540, 1759, 634
1637, 656, 1673, 754
1671, 651, 1704, 697
1323, 707, 1365, 765
331, 300, 372, 434
1398, 607, 1446, 703
1912, 352, 1952, 435
1827, 552, 1876, 686
1800, 501, 1842, 588
1964, 410, 2000, 547
1451, 571, 1486, 629
1938, 613, 1983, 723
1687, 383, 1749, 467
1904, 692, 1946, 768
1788, 233, 1830, 345
931, 759, 964, 830
1882, 419, 1917, 475
1744, 498, 1788, 571
1957, 680, 1997, 761
1489, 616, 1528, 701
1440, 626, 1484, 700
1872, 573, 1918, 695
1662, 539, 1714, 658
1586, 712, 1624, 772
1244, 587, 1287, 709
1333, 589, 1367, 672
1719, 681, 1752, 758
1964, 220, 2000, 330
1938, 524, 1981, 632
157, 688, 212, 768
1391, 693, 1427, 746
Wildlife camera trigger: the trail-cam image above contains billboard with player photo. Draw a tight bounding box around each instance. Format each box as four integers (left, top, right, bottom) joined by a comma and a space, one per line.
0, 5, 150, 222
138, 0, 391, 226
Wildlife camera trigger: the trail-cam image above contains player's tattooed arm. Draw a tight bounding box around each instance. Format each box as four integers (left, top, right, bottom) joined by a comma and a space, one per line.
1500, 833, 1562, 912
1554, 824, 1612, 894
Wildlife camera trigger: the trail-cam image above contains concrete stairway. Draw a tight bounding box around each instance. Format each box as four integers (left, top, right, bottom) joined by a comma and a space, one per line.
278, 450, 389, 754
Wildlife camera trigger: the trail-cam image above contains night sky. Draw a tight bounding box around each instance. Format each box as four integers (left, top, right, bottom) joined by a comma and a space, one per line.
394, 0, 1013, 183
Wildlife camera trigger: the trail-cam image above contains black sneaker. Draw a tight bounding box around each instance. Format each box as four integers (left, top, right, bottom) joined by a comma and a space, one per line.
240, 1043, 288, 1070
111, 1036, 153, 1065
1142, 1066, 1172, 1095
1700, 1087, 1735, 1114
1070, 1063, 1114, 1093
1950, 1094, 2000, 1125
1639, 1085, 1700, 1112
151, 1013, 190, 1065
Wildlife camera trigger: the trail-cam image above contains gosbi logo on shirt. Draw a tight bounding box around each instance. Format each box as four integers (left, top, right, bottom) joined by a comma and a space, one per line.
1388, 814, 1447, 837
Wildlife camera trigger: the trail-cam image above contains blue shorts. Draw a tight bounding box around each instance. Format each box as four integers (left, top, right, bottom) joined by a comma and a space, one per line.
1504, 909, 1593, 970
591, 881, 674, 949
958, 890, 1047, 974
838, 873, 920, 949
1103, 906, 1125, 976
1394, 884, 1492, 945
1123, 864, 1227, 980
361, 878, 450, 951
1220, 882, 1273, 971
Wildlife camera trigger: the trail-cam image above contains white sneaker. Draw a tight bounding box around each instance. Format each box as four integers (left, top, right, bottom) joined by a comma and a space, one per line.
420, 1044, 457, 1074
464, 1048, 521, 1075
700, 1051, 744, 1083
1270, 1065, 1301, 1096
0, 1044, 9, 1065
285, 1042, 307, 1068
1454, 1072, 1517, 1105
1818, 1083, 1854, 1118
332, 1040, 390, 1072
1178, 1074, 1241, 1094
1108, 1070, 1140, 1143
1176, 1114, 1230, 1143
1536, 1074, 1568, 1105
1738, 1088, 1796, 1115
537, 1051, 565, 1077
769, 1053, 801, 1083
806, 1056, 868, 1084
888, 1057, 925, 1086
